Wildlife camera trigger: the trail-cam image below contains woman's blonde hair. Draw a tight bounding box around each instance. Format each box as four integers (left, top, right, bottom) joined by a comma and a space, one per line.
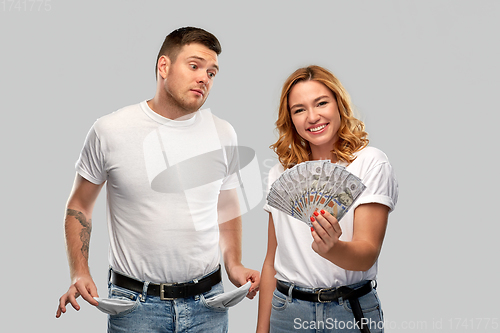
271, 65, 369, 169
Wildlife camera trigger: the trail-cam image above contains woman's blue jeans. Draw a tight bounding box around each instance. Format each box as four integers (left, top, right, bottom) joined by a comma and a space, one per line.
270, 281, 384, 333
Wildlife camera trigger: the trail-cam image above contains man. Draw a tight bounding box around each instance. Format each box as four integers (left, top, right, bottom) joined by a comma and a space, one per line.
56, 27, 260, 332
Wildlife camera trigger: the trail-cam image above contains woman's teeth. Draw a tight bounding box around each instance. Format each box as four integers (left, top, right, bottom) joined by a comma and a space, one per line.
309, 124, 327, 132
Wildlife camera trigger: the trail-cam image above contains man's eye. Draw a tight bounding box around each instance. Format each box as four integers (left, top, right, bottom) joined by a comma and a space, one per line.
208, 72, 216, 78
190, 64, 198, 69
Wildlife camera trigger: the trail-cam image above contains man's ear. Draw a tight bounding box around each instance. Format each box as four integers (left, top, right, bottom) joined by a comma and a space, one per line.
157, 55, 170, 80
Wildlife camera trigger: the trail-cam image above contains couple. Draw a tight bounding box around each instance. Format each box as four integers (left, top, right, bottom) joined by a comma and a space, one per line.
56, 27, 398, 333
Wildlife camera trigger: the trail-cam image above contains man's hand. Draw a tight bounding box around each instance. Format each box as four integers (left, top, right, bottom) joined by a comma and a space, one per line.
217, 189, 260, 298
56, 274, 99, 318
226, 264, 260, 299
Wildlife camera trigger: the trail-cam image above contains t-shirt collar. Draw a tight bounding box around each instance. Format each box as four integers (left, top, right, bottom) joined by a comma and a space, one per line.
140, 100, 199, 127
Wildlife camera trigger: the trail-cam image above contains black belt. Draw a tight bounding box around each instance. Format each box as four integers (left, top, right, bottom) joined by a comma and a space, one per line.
277, 280, 373, 333
111, 266, 221, 300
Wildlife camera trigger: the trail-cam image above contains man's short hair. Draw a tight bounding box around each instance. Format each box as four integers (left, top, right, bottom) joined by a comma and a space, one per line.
155, 27, 222, 77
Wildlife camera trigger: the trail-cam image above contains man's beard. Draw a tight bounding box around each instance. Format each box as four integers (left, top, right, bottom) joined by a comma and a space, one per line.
167, 89, 206, 118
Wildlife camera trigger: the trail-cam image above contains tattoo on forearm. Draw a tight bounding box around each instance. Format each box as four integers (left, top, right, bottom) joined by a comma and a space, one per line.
66, 209, 92, 260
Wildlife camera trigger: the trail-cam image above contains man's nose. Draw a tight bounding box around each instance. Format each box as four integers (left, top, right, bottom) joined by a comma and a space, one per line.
197, 72, 209, 85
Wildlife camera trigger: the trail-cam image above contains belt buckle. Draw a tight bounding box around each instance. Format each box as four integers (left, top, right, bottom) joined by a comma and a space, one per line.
160, 283, 176, 301
317, 288, 328, 303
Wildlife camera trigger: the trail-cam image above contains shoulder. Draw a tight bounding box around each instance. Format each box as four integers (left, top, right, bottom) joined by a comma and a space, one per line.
268, 162, 285, 182
270, 162, 284, 173
354, 146, 389, 162
352, 146, 391, 167
348, 146, 394, 177
203, 109, 237, 140
351, 146, 399, 211
208, 110, 235, 132
92, 103, 142, 133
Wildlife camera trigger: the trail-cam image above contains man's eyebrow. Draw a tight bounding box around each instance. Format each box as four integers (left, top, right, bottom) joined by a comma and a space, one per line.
187, 56, 219, 71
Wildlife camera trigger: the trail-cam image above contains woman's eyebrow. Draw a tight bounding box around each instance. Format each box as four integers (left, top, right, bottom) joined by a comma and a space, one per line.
313, 95, 330, 103
290, 96, 330, 109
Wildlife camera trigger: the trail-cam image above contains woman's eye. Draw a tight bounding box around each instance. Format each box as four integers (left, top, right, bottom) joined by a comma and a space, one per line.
293, 108, 304, 114
318, 101, 327, 107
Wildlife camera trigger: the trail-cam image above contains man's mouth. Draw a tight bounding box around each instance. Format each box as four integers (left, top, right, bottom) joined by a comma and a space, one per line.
191, 89, 204, 97
308, 123, 328, 132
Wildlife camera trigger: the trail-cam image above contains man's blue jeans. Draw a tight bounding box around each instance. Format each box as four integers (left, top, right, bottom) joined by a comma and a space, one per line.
107, 275, 228, 332
270, 281, 384, 333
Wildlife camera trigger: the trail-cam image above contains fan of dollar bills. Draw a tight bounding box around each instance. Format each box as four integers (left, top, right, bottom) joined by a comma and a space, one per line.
267, 160, 366, 227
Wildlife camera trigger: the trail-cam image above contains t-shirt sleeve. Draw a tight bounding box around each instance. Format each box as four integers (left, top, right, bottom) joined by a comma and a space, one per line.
263, 163, 281, 213
262, 172, 273, 213
75, 125, 107, 184
220, 127, 241, 190
355, 162, 398, 212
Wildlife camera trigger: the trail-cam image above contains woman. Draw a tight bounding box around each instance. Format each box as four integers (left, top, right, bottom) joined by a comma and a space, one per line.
257, 66, 398, 333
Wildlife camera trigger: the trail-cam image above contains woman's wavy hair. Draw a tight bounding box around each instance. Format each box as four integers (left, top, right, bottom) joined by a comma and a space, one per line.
271, 65, 369, 169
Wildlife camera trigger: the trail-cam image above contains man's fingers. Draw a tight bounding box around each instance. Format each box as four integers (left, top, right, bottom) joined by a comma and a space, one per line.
68, 293, 81, 311
56, 299, 67, 318
56, 290, 80, 319
76, 283, 99, 307
87, 283, 100, 306
56, 276, 100, 318
249, 272, 260, 288
246, 289, 257, 299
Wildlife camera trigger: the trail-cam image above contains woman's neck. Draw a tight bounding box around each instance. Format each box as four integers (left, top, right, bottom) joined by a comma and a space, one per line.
310, 148, 337, 163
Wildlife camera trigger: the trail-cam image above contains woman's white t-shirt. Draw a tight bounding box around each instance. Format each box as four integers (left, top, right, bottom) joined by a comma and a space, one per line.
263, 146, 398, 288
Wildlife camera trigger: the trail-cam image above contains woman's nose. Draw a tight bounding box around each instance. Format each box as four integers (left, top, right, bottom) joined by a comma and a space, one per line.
307, 110, 321, 123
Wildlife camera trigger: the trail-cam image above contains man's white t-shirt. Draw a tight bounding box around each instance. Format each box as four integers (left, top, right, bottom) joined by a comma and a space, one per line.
76, 101, 240, 283
264, 146, 398, 288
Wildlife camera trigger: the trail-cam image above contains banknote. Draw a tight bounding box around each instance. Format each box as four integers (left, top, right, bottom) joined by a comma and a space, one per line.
266, 161, 365, 227
321, 173, 366, 220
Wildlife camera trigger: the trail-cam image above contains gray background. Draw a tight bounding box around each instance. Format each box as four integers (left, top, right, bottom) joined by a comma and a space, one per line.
1, 0, 499, 332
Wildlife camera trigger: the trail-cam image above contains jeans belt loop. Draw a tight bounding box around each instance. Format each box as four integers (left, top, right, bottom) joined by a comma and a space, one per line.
287, 283, 294, 303
141, 281, 150, 302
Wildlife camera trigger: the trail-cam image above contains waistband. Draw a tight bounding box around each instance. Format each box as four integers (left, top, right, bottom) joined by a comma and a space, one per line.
110, 265, 221, 300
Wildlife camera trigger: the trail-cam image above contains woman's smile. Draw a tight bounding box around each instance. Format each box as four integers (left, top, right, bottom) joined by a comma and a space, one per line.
289, 80, 341, 159
307, 123, 329, 133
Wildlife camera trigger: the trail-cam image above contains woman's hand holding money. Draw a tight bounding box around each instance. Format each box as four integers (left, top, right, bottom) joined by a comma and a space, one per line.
310, 210, 342, 256
309, 203, 389, 271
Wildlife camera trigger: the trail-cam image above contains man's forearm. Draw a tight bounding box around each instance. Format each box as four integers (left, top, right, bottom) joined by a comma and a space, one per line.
218, 216, 243, 271
64, 208, 93, 279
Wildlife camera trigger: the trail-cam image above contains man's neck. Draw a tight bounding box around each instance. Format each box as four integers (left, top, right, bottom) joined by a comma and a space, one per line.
147, 96, 197, 120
